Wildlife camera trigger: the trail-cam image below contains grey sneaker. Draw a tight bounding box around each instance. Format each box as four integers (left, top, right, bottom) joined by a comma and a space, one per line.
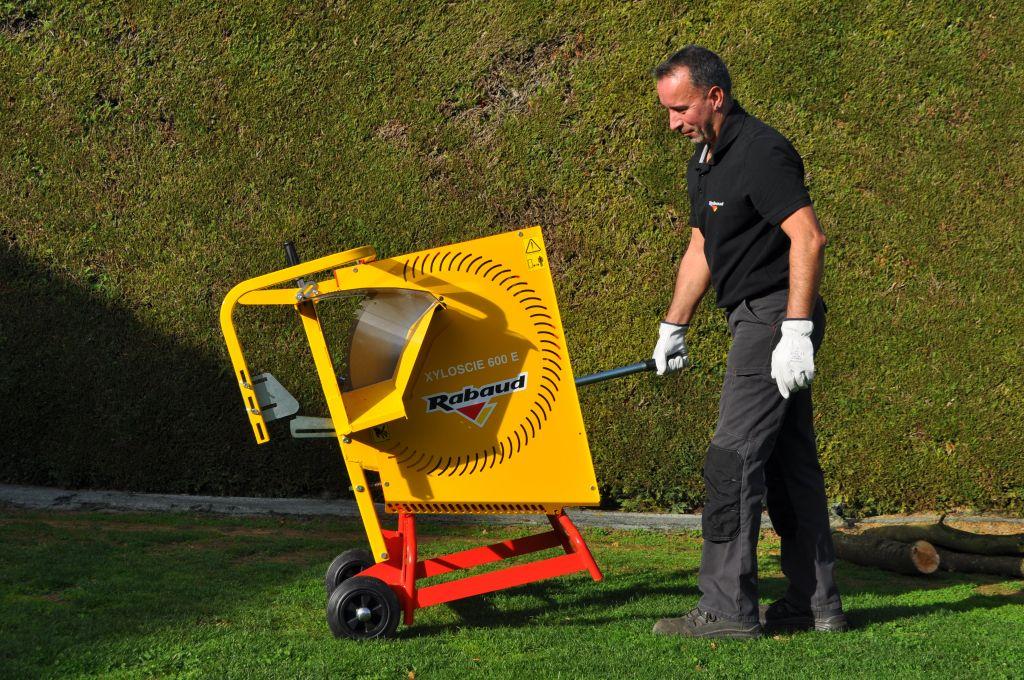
653, 607, 761, 639
762, 598, 849, 633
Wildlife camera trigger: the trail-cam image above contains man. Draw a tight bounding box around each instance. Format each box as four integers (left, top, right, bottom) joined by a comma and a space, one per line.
649, 46, 846, 639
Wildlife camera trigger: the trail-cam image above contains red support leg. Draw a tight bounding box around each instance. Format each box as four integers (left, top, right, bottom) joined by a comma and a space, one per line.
399, 513, 417, 626
552, 513, 603, 582
547, 514, 574, 553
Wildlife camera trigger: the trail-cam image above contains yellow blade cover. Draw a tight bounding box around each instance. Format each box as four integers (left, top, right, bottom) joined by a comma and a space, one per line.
340, 227, 600, 514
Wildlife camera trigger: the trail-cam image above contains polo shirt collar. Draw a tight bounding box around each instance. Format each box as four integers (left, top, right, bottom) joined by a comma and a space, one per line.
708, 101, 747, 163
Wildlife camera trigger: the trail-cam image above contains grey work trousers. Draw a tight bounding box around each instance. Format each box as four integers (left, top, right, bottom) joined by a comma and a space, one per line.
697, 289, 842, 623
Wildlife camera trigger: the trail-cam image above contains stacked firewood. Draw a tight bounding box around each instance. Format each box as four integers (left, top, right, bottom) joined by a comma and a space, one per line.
831, 516, 1024, 577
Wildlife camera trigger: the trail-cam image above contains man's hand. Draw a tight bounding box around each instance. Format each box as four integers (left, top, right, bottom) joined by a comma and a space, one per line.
770, 320, 814, 398
653, 321, 690, 375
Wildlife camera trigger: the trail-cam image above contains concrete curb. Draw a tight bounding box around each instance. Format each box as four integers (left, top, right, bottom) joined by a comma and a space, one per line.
3, 484, 1023, 531
0, 484, 709, 530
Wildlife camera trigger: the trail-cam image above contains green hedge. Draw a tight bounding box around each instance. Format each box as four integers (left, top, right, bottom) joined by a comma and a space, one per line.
2, 0, 1022, 514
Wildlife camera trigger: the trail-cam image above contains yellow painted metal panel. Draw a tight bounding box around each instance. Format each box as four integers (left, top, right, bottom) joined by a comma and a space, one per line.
340, 228, 599, 510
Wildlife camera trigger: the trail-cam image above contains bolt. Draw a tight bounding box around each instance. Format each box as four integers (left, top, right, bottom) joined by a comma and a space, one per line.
590, 485, 596, 491
352, 268, 358, 273
384, 482, 389, 487
518, 231, 523, 237
355, 485, 365, 492
380, 552, 389, 560
342, 436, 351, 444
249, 408, 260, 415
240, 381, 251, 390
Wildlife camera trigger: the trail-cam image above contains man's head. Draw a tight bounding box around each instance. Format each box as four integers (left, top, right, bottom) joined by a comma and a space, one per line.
654, 46, 732, 146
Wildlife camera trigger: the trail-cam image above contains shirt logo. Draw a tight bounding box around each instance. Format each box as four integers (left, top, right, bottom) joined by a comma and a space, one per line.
708, 200, 725, 213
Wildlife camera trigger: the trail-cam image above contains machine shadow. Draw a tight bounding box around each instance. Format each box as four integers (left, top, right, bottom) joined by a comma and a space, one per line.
400, 568, 701, 637
400, 553, 1024, 636
0, 247, 344, 496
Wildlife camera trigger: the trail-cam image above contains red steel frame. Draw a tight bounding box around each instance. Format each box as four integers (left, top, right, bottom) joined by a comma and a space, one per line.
359, 512, 603, 625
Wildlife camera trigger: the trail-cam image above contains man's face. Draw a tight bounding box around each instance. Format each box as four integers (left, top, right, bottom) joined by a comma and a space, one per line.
657, 68, 718, 145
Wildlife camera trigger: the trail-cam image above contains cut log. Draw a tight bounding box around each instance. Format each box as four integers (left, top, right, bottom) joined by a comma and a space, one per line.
934, 547, 1024, 578
832, 533, 939, 575
860, 522, 1024, 556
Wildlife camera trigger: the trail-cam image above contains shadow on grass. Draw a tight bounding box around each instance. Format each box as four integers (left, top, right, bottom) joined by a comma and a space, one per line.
400, 554, 1024, 636
834, 564, 1024, 629
401, 571, 701, 637
0, 246, 343, 496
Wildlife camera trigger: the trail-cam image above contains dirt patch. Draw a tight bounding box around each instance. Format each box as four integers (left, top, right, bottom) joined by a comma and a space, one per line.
974, 582, 1024, 598
440, 33, 588, 138
862, 514, 1024, 536
943, 520, 1024, 536
375, 119, 410, 144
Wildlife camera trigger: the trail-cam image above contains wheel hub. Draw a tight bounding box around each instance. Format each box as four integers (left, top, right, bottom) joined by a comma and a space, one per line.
355, 606, 373, 622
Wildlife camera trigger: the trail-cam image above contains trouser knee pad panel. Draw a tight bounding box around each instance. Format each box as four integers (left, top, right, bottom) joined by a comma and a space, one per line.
702, 444, 743, 542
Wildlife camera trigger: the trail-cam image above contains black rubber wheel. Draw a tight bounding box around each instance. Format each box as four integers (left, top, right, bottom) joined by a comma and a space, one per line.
324, 548, 374, 594
326, 576, 401, 640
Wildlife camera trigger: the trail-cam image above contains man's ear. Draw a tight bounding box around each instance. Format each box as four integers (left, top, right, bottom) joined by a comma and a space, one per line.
708, 85, 726, 111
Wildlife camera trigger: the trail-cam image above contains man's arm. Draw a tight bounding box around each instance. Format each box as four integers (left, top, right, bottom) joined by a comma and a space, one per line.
664, 228, 712, 324
779, 205, 828, 318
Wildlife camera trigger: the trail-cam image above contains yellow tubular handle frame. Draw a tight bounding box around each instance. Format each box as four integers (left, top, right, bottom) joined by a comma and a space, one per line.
219, 244, 394, 561
218, 246, 376, 444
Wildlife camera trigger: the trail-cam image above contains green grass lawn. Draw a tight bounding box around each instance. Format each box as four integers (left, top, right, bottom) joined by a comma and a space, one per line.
1, 509, 1022, 679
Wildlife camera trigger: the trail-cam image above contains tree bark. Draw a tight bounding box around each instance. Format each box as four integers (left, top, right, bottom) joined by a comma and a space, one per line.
832, 532, 939, 575
859, 522, 1024, 556
934, 547, 1024, 578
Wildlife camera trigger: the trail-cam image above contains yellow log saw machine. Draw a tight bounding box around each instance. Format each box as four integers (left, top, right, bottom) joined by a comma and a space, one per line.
220, 228, 671, 639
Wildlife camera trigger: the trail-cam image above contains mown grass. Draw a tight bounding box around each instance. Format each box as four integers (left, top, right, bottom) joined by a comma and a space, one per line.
1, 0, 1023, 513
1, 508, 1023, 679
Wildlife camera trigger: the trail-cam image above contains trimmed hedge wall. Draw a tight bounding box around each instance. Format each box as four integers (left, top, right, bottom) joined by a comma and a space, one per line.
2, 0, 1022, 514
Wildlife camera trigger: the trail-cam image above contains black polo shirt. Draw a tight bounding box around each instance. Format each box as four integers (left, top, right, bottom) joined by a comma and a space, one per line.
686, 102, 812, 310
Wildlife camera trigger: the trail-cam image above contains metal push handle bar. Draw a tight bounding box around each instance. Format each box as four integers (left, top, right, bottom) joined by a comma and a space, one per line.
574, 354, 684, 387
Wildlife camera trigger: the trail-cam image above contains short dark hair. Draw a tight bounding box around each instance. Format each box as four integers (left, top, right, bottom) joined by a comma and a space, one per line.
653, 45, 732, 98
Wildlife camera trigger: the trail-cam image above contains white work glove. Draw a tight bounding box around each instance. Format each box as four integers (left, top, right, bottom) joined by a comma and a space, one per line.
652, 321, 690, 376
771, 319, 815, 399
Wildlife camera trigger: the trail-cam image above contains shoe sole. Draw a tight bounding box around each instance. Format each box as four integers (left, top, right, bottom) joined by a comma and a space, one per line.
692, 627, 762, 640
765, 616, 849, 633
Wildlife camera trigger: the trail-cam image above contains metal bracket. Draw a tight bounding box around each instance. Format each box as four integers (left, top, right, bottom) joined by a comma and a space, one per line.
290, 416, 336, 439
295, 282, 320, 301
251, 372, 300, 422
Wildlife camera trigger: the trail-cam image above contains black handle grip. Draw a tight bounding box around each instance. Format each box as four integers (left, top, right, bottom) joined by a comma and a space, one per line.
574, 355, 681, 387
283, 241, 301, 267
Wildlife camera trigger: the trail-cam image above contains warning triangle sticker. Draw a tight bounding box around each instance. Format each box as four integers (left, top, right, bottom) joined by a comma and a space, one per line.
525, 239, 541, 254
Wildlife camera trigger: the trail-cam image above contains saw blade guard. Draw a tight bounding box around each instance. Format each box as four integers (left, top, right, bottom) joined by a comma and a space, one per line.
332, 228, 600, 514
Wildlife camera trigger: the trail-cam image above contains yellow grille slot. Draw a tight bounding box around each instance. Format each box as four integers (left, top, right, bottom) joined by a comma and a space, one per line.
386, 502, 558, 515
